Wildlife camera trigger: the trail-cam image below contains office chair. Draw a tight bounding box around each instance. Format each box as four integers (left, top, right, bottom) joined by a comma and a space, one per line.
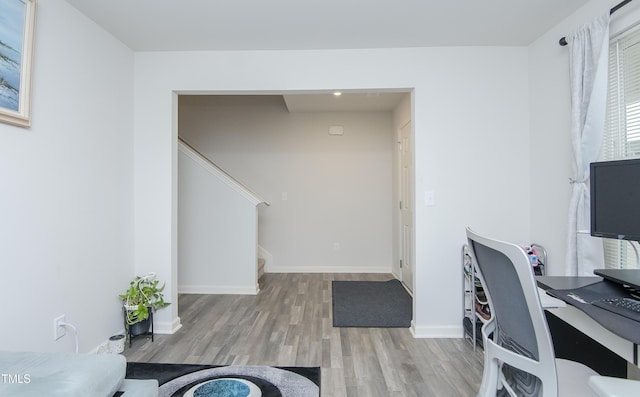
466, 228, 640, 397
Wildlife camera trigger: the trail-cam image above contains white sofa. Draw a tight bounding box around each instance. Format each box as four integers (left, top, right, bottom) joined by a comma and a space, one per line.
0, 351, 157, 397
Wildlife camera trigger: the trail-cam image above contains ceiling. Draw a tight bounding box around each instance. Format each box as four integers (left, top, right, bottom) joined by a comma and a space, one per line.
65, 0, 591, 112
283, 92, 407, 113
65, 0, 590, 52
179, 92, 407, 113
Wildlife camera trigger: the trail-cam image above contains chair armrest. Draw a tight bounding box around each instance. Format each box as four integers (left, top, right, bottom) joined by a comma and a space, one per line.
589, 375, 640, 397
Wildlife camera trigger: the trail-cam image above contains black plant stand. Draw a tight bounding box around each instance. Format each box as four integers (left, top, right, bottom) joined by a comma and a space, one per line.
123, 307, 154, 347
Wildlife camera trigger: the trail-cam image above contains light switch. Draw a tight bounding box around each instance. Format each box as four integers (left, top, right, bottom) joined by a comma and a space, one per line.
425, 191, 435, 206
281, 192, 288, 201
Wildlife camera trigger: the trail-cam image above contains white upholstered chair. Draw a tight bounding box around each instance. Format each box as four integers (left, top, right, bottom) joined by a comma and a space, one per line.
466, 227, 640, 397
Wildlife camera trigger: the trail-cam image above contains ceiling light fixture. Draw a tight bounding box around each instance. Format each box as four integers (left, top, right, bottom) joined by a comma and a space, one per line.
333, 92, 342, 96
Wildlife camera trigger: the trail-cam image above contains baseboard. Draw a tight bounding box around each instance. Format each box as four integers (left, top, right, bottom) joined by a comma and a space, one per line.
411, 322, 463, 338
155, 316, 182, 334
91, 342, 113, 354
90, 328, 127, 354
265, 265, 391, 274
88, 317, 182, 353
178, 284, 259, 295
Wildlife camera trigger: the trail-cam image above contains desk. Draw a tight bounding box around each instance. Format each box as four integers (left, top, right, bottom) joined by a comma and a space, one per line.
537, 276, 640, 377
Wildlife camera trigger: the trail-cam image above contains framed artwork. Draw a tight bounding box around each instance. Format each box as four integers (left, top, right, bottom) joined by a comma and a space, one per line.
0, 0, 36, 128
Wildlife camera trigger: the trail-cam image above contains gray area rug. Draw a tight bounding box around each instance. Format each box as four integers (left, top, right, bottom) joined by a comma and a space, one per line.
125, 362, 320, 397
332, 279, 412, 327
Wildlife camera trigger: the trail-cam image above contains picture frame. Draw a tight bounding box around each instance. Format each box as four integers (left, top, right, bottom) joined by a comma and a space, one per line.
0, 0, 36, 128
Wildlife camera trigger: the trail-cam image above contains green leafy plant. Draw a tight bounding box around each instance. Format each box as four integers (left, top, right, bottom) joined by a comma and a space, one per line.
119, 274, 170, 325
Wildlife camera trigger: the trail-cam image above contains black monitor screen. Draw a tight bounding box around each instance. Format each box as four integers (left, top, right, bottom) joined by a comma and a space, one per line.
590, 158, 640, 242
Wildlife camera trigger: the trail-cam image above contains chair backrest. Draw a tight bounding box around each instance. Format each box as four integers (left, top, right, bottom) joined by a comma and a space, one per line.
466, 228, 557, 397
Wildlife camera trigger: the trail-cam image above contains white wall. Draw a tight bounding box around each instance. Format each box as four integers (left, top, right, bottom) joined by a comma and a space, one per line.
0, 0, 134, 352
134, 46, 529, 337
528, 0, 640, 275
179, 97, 394, 273
2, 0, 625, 352
178, 145, 260, 294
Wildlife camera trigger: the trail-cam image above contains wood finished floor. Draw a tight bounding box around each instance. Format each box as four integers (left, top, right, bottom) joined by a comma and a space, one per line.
124, 273, 484, 396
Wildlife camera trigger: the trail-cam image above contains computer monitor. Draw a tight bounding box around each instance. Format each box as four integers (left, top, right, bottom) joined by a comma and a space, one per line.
590, 158, 640, 242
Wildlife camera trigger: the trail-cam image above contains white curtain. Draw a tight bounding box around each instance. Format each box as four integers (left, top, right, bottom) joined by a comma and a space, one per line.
565, 14, 610, 276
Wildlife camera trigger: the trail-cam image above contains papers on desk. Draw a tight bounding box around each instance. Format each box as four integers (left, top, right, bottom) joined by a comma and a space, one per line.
538, 287, 567, 308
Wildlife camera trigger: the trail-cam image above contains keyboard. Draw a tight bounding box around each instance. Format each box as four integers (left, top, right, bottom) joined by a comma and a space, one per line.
593, 297, 640, 322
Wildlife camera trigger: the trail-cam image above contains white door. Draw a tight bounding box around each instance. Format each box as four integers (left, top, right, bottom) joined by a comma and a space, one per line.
399, 121, 414, 293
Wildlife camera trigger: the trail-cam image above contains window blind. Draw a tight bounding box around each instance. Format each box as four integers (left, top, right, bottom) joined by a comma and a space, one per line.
602, 26, 640, 269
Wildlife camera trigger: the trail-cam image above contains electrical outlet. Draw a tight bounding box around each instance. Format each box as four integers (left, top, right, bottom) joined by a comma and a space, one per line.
53, 315, 66, 340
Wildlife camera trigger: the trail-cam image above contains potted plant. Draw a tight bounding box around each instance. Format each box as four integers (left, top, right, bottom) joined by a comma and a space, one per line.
119, 273, 170, 336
